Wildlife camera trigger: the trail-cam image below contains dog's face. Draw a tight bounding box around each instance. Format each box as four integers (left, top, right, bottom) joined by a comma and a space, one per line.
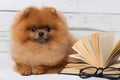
28, 24, 51, 43
12, 7, 68, 44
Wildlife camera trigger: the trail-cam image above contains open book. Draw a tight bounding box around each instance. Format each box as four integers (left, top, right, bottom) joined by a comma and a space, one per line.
60, 32, 120, 75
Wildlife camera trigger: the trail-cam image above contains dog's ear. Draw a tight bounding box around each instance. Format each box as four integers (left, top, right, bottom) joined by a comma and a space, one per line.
20, 7, 36, 20
48, 7, 57, 16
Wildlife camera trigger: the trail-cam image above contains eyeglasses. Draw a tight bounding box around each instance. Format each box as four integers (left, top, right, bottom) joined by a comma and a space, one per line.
79, 66, 120, 79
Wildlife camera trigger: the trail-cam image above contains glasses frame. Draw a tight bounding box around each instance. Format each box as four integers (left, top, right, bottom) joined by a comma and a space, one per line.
79, 66, 120, 79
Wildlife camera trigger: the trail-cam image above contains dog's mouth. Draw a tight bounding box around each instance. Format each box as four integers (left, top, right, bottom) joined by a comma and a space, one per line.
38, 37, 49, 42
31, 37, 50, 43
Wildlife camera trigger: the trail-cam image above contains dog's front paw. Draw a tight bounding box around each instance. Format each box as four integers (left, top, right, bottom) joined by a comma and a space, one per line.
32, 65, 47, 74
15, 64, 32, 76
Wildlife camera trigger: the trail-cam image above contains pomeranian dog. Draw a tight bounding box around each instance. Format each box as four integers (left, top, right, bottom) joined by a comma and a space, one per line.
11, 6, 77, 75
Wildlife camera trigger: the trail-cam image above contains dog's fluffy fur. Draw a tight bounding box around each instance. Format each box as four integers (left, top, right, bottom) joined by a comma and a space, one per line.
11, 6, 77, 75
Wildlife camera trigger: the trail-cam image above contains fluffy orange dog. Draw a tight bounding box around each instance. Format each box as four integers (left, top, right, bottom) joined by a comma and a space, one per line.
11, 6, 77, 75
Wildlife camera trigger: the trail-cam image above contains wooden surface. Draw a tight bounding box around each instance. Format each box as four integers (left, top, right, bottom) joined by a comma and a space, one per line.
1, 0, 120, 52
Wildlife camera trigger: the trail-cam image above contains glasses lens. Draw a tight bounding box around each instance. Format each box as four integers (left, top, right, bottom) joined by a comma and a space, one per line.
79, 67, 97, 78
103, 67, 120, 78
82, 67, 97, 74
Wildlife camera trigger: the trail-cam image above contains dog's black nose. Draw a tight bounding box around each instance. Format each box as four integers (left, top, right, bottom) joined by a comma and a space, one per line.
39, 32, 44, 37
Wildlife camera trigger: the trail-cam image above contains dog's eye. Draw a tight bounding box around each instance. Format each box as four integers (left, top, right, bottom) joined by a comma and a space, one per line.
45, 25, 50, 32
31, 26, 36, 32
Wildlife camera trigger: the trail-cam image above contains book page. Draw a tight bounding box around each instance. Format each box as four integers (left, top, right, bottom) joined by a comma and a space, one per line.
69, 54, 85, 62
72, 40, 92, 63
60, 63, 90, 74
82, 37, 99, 67
91, 33, 101, 67
105, 39, 120, 67
68, 56, 84, 63
106, 48, 120, 67
72, 39, 98, 66
72, 40, 88, 61
98, 32, 115, 67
